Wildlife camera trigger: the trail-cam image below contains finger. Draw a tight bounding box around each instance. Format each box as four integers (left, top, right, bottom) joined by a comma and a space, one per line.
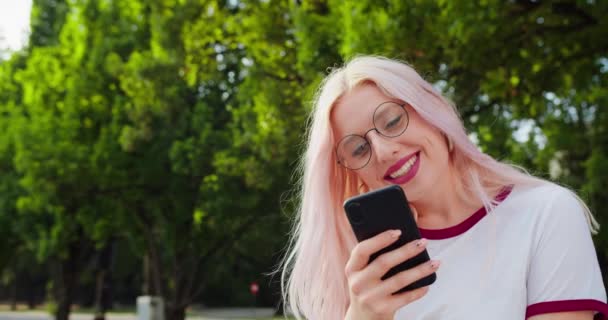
385, 285, 431, 311
345, 229, 402, 276
346, 268, 375, 297
366, 238, 429, 279
375, 259, 440, 297
348, 239, 427, 296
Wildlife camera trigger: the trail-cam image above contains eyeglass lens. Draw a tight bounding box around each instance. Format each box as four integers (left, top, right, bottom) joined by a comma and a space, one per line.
336, 102, 409, 170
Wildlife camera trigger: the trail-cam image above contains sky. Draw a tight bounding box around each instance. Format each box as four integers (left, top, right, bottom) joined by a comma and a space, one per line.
0, 0, 33, 52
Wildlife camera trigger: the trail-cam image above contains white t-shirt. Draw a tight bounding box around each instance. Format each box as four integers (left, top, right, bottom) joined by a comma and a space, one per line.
395, 183, 608, 319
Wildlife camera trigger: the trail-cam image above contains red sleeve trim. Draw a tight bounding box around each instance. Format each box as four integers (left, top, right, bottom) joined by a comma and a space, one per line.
526, 299, 608, 318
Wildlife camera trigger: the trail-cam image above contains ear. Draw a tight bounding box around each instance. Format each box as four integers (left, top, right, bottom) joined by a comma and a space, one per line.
355, 173, 369, 194
358, 181, 369, 194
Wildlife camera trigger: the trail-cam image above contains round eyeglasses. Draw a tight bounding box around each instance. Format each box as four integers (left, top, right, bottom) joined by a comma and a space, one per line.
335, 101, 409, 170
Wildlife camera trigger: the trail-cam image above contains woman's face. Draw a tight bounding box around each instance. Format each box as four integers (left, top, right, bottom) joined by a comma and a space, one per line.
331, 84, 451, 202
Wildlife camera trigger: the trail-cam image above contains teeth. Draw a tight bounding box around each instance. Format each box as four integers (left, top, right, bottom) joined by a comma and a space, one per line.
390, 155, 418, 179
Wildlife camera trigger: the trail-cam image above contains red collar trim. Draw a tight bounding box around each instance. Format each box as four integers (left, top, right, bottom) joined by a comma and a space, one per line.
419, 186, 513, 240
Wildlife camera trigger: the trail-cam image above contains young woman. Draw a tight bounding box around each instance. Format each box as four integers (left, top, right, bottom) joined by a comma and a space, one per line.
280, 56, 608, 319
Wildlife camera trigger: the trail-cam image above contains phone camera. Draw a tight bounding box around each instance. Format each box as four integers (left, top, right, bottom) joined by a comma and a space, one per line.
346, 202, 365, 225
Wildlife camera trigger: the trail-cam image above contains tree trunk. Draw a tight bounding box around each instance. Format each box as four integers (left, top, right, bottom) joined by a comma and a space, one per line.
54, 258, 76, 320
10, 273, 17, 311
165, 304, 186, 320
55, 301, 71, 320
93, 270, 107, 320
94, 241, 114, 320
27, 288, 36, 310
142, 253, 150, 295
148, 243, 163, 297
26, 272, 37, 310
53, 241, 83, 320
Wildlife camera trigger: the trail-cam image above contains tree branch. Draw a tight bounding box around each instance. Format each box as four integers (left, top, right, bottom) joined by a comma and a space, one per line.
182, 213, 274, 306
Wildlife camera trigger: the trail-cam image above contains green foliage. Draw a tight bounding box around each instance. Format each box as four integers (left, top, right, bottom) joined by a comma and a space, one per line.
1, 0, 607, 317
292, 0, 608, 247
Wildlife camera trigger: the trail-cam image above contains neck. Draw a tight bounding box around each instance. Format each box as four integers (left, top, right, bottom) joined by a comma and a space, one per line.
412, 166, 481, 230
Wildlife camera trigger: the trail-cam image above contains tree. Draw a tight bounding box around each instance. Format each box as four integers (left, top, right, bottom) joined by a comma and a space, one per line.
0, 50, 31, 311
8, 1, 301, 319
2, 1, 607, 319
291, 0, 608, 274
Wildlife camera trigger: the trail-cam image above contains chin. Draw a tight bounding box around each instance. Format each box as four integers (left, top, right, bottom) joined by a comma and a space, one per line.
400, 182, 424, 200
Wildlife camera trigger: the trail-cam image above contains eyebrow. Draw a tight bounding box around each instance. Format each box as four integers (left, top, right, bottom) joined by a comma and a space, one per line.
373, 106, 393, 120
340, 135, 363, 146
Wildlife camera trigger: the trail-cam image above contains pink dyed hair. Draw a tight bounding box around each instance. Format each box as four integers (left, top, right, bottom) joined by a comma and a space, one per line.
278, 56, 598, 319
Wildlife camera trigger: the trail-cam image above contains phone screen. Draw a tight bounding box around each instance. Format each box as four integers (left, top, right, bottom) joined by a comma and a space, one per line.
344, 185, 436, 293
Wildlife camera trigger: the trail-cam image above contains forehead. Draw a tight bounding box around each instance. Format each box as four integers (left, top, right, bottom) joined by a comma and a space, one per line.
330, 84, 396, 139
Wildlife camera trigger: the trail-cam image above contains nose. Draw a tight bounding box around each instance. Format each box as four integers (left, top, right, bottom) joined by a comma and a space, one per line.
365, 130, 400, 165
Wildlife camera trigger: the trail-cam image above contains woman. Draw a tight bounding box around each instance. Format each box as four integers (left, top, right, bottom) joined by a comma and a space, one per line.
279, 56, 608, 319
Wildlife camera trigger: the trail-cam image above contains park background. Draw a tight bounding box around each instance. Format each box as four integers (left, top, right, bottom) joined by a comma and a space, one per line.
1, 0, 607, 319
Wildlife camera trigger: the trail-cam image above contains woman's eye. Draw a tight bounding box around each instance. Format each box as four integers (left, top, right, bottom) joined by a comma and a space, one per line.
352, 143, 370, 157
385, 115, 401, 129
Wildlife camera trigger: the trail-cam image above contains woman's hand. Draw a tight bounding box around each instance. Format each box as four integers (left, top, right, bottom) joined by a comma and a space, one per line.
344, 205, 438, 320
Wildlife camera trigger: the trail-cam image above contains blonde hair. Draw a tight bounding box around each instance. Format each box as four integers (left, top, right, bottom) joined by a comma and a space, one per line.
278, 55, 599, 319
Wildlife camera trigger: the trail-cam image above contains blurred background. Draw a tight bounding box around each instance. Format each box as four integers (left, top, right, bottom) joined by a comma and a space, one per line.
0, 0, 607, 320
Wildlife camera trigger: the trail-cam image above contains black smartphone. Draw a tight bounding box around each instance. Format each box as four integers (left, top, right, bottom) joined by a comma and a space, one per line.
343, 185, 436, 294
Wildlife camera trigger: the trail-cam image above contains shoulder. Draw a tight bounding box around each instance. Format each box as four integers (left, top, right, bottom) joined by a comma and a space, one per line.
508, 181, 595, 242
506, 182, 583, 214
509, 181, 574, 203
498, 181, 592, 233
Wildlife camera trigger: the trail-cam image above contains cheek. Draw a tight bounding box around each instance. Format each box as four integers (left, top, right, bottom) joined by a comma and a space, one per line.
422, 136, 446, 164
423, 136, 435, 148
418, 127, 446, 157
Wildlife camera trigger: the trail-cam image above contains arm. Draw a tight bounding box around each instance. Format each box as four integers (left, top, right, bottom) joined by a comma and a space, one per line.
528, 310, 594, 320
525, 186, 607, 318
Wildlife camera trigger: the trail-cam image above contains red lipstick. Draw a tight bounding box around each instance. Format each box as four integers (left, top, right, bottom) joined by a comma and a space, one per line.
384, 151, 421, 185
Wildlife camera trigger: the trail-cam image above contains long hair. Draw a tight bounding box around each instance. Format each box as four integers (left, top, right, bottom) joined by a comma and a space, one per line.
278, 55, 599, 319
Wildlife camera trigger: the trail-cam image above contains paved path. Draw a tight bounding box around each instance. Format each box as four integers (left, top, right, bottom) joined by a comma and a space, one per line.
0, 308, 277, 320
0, 312, 136, 320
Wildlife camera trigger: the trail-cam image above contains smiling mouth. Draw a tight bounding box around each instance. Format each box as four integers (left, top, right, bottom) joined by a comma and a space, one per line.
388, 153, 418, 179
383, 151, 420, 182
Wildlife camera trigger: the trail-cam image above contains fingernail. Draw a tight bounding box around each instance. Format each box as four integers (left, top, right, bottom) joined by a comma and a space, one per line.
415, 238, 427, 248
389, 230, 401, 239
430, 260, 440, 269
